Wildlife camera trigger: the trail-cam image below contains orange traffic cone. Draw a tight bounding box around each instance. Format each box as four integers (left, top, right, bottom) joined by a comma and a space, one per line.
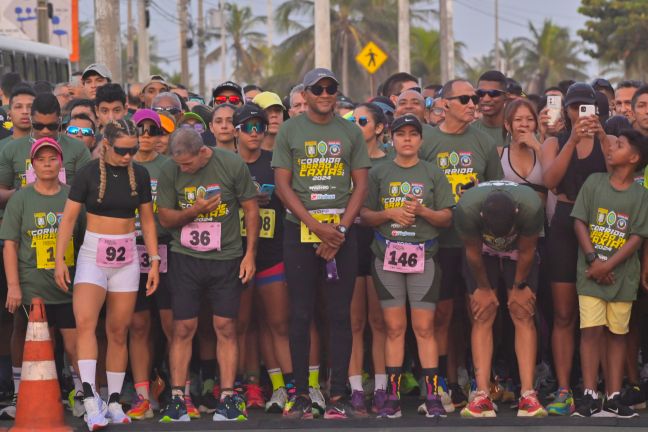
10, 298, 72, 432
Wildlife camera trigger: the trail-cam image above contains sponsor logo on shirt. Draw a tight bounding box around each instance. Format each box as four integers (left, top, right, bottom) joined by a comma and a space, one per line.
309, 184, 330, 192
310, 193, 336, 200
391, 230, 416, 237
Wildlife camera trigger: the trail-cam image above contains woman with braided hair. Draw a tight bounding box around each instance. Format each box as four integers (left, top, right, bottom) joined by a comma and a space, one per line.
55, 119, 160, 431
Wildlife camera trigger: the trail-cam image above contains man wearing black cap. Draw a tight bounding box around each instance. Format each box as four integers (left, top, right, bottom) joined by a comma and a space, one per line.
212, 81, 244, 107
272, 67, 371, 419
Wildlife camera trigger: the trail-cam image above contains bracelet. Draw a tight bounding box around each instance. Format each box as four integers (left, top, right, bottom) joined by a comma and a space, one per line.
149, 255, 161, 262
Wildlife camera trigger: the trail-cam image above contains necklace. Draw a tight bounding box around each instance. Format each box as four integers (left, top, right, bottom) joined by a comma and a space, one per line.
108, 165, 119, 178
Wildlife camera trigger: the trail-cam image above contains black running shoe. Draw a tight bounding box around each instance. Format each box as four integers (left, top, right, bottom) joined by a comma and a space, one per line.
572, 394, 602, 417
601, 394, 639, 418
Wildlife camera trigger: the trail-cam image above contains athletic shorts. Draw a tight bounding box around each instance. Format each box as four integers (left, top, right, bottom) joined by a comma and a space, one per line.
255, 262, 285, 288
579, 295, 632, 335
372, 256, 440, 310
74, 231, 140, 292
167, 251, 243, 320
356, 225, 374, 277
134, 272, 172, 313
547, 202, 578, 283
437, 247, 466, 300
463, 252, 539, 295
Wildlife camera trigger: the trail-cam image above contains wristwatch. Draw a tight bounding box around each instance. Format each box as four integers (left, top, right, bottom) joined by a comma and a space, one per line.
336, 225, 348, 236
149, 255, 162, 262
585, 252, 598, 266
514, 281, 529, 290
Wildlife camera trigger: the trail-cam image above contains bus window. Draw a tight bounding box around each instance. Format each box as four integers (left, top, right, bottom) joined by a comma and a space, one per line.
21, 55, 28, 80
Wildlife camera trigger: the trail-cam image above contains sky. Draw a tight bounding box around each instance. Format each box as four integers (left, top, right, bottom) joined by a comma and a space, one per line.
79, 0, 596, 91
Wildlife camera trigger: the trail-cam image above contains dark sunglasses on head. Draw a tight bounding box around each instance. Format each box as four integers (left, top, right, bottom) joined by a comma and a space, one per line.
348, 116, 368, 127
446, 94, 480, 105
66, 125, 94, 137
307, 83, 338, 96
112, 145, 139, 156
180, 123, 205, 133
153, 106, 181, 115
137, 124, 162, 137
215, 95, 242, 105
476, 89, 506, 99
32, 121, 60, 131
236, 121, 267, 134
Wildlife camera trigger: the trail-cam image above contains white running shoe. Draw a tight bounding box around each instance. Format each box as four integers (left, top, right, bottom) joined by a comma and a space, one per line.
309, 386, 326, 417
83, 396, 109, 431
265, 387, 288, 413
106, 401, 132, 424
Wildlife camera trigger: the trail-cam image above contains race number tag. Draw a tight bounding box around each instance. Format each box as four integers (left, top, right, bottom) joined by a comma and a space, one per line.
25, 166, 67, 185
300, 214, 341, 243
96, 237, 135, 268
35, 238, 74, 269
482, 244, 519, 261
137, 244, 168, 273
239, 208, 276, 239
180, 222, 221, 251
383, 241, 425, 273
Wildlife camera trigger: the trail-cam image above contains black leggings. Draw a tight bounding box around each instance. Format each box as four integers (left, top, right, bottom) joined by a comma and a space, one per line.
283, 221, 358, 397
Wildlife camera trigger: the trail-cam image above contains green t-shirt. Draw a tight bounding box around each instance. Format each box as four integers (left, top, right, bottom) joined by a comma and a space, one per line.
271, 114, 372, 224
0, 135, 14, 149
420, 124, 504, 247
571, 173, 648, 301
0, 185, 84, 304
365, 160, 455, 260
455, 181, 543, 251
135, 154, 170, 241
0, 135, 92, 190
157, 148, 258, 260
473, 119, 507, 148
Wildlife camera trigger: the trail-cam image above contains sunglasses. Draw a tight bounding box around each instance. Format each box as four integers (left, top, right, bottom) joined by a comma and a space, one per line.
446, 94, 480, 105
153, 106, 181, 115
307, 83, 338, 96
32, 121, 60, 131
348, 116, 368, 127
180, 123, 205, 133
236, 121, 267, 134
215, 95, 242, 105
137, 124, 162, 137
476, 89, 506, 99
66, 125, 95, 137
112, 145, 139, 156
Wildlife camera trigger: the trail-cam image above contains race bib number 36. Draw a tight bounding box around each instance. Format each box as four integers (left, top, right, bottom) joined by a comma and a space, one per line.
181, 222, 221, 251
383, 241, 425, 273
239, 208, 276, 239
35, 238, 74, 269
96, 238, 135, 268
137, 244, 168, 273
300, 214, 341, 243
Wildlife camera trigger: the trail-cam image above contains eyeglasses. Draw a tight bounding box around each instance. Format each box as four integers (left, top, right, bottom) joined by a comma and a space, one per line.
180, 123, 205, 133
446, 94, 480, 105
137, 124, 162, 137
307, 83, 338, 96
66, 125, 95, 137
32, 121, 60, 131
236, 121, 267, 134
152, 106, 181, 115
214, 95, 242, 105
476, 89, 506, 99
112, 145, 139, 156
348, 116, 368, 127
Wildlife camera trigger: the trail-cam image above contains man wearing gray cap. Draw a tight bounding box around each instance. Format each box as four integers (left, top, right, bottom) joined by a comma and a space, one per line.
81, 63, 112, 100
272, 68, 371, 419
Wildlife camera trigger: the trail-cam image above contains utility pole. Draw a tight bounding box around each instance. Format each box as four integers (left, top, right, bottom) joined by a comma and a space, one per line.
494, 0, 500, 72
267, 0, 273, 47
439, 0, 454, 83
36, 0, 49, 44
220, 0, 227, 82
398, 0, 410, 73
197, 0, 206, 97
314, 0, 331, 69
178, 0, 190, 86
137, 0, 150, 81
126, 0, 134, 82
95, 0, 122, 83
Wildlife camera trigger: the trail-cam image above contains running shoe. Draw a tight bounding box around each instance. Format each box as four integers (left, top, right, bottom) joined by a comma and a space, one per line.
350, 390, 368, 417
572, 393, 602, 417
449, 382, 468, 409
245, 383, 266, 409
621, 384, 647, 410
105, 393, 131, 424
418, 394, 447, 418
547, 387, 575, 416
212, 395, 247, 421
601, 394, 639, 418
83, 395, 109, 431
377, 394, 401, 419
309, 386, 326, 418
437, 377, 455, 413
0, 393, 17, 420
283, 394, 313, 419
198, 378, 219, 413
184, 394, 200, 418
159, 395, 190, 422
400, 371, 419, 395
372, 389, 388, 413
324, 396, 356, 419
461, 390, 496, 418
517, 390, 547, 417
126, 394, 153, 420
266, 387, 287, 413
72, 390, 86, 418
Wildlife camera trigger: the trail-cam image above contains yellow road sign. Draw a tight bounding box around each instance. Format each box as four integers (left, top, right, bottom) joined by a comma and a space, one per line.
356, 41, 388, 74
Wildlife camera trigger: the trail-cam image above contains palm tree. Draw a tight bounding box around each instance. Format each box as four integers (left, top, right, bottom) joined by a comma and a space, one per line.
206, 3, 267, 84
410, 27, 466, 86
498, 38, 525, 79
463, 54, 495, 84
517, 20, 587, 94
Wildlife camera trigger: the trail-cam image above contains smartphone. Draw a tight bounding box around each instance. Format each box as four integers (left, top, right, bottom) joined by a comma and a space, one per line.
259, 184, 275, 196
547, 95, 562, 126
205, 186, 221, 199
579, 104, 596, 118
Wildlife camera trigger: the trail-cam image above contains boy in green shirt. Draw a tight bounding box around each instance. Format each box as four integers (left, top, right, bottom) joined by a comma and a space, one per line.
571, 129, 648, 418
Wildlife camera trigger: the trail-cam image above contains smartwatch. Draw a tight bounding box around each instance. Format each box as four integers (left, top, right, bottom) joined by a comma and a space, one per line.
585, 252, 597, 266
336, 225, 348, 236
149, 255, 162, 262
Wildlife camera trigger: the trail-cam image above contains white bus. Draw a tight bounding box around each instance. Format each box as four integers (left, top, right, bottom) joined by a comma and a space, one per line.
0, 35, 70, 83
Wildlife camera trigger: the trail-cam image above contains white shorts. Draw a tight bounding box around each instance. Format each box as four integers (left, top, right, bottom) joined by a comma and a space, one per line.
74, 231, 140, 292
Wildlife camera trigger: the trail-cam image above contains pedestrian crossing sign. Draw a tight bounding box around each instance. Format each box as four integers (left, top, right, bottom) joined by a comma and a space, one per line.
356, 41, 387, 74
